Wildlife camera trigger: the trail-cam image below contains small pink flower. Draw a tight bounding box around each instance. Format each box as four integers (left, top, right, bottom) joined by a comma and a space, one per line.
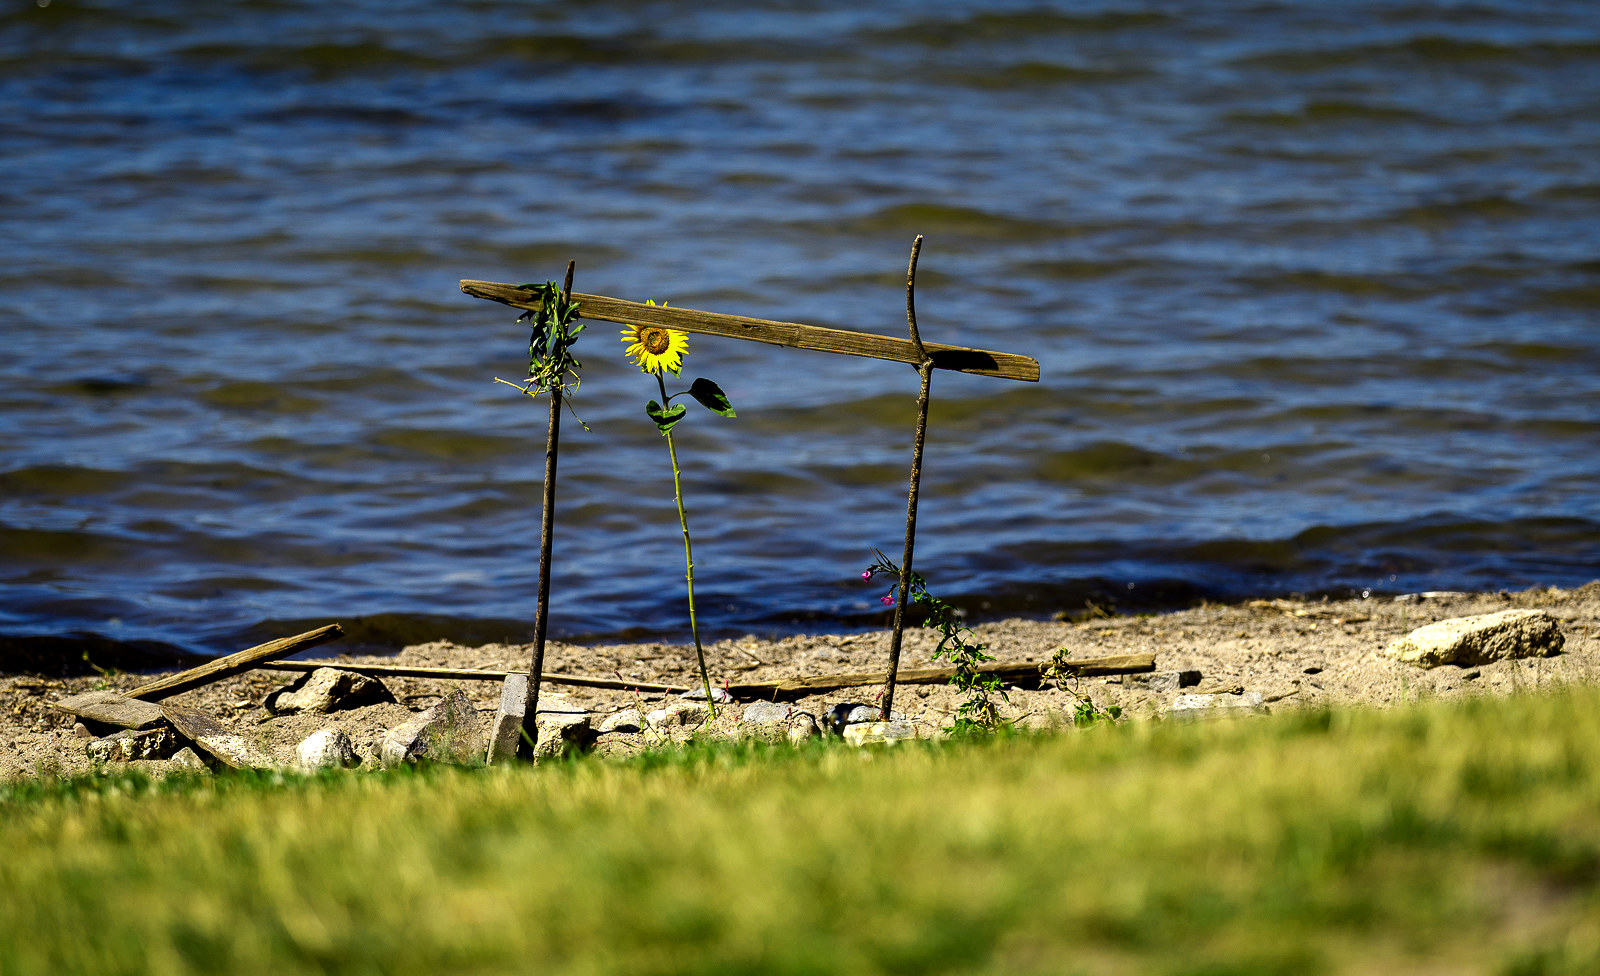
861, 570, 873, 580
880, 594, 895, 606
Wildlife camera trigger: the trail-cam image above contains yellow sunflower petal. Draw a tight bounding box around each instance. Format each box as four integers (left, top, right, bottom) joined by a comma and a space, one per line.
620, 301, 688, 374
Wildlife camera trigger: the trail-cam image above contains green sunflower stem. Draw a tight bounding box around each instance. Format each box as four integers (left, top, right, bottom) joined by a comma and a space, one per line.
658, 369, 717, 718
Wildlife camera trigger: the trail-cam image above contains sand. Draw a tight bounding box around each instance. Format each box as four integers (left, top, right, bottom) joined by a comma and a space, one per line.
4, 583, 1596, 780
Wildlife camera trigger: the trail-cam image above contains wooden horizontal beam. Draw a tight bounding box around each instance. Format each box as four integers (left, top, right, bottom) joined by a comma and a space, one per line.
460, 279, 1039, 383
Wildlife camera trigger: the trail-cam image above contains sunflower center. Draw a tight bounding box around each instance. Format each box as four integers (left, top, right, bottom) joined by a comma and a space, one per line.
640, 328, 672, 355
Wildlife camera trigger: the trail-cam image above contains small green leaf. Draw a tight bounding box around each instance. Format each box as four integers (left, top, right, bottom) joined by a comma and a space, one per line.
646, 399, 687, 432
687, 378, 736, 417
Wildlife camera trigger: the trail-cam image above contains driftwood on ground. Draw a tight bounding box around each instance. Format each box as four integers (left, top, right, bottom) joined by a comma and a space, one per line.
128, 624, 345, 700
52, 624, 344, 728
726, 653, 1156, 700
262, 652, 1157, 701
264, 661, 689, 694
48, 689, 166, 730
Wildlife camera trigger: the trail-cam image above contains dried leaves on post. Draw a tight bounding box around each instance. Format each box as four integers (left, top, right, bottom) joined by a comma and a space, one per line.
495, 281, 587, 411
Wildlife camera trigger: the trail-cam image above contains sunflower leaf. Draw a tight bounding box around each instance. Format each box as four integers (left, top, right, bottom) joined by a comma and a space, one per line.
646, 399, 687, 433
687, 378, 736, 418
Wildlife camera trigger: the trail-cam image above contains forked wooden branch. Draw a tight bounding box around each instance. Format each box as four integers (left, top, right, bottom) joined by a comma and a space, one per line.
460, 280, 1039, 382
881, 235, 933, 720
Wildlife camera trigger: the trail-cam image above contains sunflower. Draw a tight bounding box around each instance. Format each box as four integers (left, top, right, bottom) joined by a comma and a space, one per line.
620, 302, 688, 375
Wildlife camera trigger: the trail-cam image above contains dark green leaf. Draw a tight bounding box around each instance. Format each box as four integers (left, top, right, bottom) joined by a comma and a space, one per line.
646, 399, 687, 433
687, 378, 736, 418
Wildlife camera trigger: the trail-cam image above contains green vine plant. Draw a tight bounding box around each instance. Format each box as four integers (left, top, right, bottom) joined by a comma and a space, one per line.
863, 549, 1009, 735
494, 281, 589, 426
622, 305, 737, 717
1044, 648, 1124, 727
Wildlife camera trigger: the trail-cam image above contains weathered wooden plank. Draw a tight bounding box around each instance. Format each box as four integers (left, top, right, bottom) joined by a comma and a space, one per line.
266, 654, 1152, 700
51, 689, 166, 730
460, 280, 1040, 383
162, 704, 275, 769
129, 624, 344, 701
264, 660, 687, 694
726, 653, 1155, 700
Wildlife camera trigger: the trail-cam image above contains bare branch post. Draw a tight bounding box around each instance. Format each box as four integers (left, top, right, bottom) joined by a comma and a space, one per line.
519, 260, 576, 757
883, 235, 933, 720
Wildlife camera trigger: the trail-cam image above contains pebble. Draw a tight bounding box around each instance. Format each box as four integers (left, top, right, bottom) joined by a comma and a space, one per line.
736, 702, 822, 745
296, 728, 360, 770
168, 747, 211, 774
531, 707, 591, 760
842, 720, 917, 747
741, 701, 796, 725
1168, 692, 1268, 720
647, 701, 708, 730
599, 708, 644, 734
266, 667, 395, 715
844, 705, 906, 725
1385, 609, 1564, 669
787, 714, 821, 744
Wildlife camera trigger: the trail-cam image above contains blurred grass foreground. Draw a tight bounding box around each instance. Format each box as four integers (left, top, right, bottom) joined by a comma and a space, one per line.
4, 689, 1599, 976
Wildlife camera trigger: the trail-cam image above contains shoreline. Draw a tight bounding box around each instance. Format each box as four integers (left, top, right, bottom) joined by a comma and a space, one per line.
3, 583, 1595, 779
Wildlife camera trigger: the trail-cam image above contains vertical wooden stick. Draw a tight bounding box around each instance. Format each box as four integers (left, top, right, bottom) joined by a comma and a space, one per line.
883, 237, 931, 720
520, 259, 576, 756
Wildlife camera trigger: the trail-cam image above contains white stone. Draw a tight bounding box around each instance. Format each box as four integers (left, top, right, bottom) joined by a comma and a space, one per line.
738, 703, 820, 745
787, 713, 821, 744
742, 701, 796, 725
168, 747, 211, 774
678, 685, 734, 703
1168, 692, 1268, 719
296, 728, 360, 770
843, 720, 917, 746
647, 701, 708, 730
267, 668, 394, 715
485, 673, 529, 765
1384, 609, 1564, 669
599, 708, 644, 734
531, 706, 591, 760
844, 705, 905, 725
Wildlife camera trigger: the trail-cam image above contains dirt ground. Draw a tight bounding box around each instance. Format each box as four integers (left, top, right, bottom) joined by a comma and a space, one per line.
4, 583, 1597, 780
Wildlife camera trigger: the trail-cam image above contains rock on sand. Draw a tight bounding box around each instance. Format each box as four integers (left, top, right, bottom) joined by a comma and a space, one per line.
1385, 609, 1564, 669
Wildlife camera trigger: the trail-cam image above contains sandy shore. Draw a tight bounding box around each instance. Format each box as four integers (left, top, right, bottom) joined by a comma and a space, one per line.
4, 583, 1596, 780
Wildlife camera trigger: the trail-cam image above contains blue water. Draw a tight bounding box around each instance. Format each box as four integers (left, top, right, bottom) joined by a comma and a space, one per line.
2, 0, 1598, 657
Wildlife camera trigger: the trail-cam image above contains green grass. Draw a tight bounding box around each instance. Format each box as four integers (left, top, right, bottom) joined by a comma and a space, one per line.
3, 690, 1600, 976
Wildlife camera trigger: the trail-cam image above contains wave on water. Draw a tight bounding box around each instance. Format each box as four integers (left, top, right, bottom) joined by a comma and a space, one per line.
1, 0, 1597, 662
